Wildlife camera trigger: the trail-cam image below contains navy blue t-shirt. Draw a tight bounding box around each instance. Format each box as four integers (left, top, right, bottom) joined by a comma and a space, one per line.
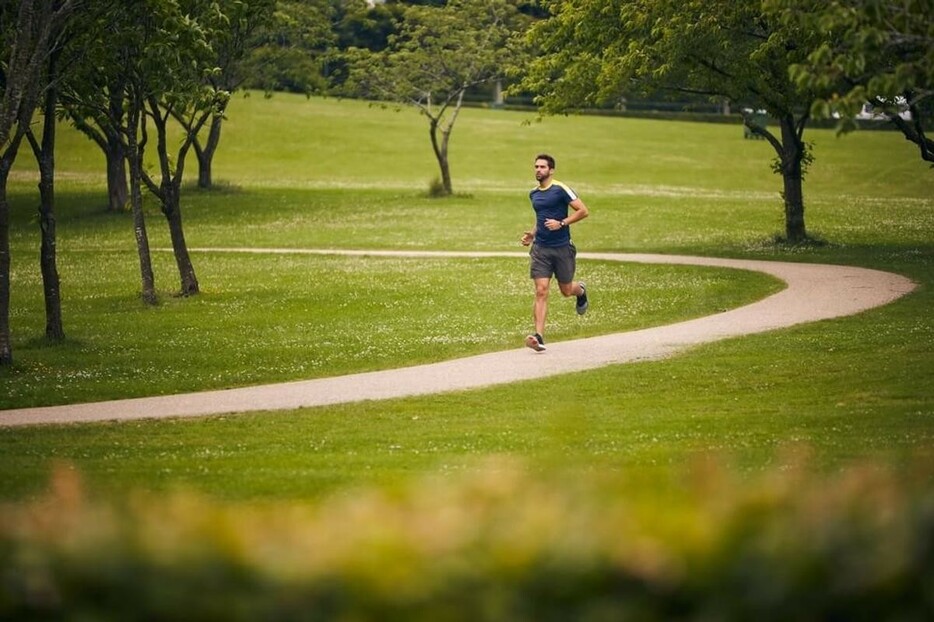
529, 181, 577, 248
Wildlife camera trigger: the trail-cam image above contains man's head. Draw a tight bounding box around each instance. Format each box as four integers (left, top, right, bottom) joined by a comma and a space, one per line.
534, 154, 555, 184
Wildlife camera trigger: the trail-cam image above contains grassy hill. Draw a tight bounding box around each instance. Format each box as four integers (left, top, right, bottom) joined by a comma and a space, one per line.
0, 93, 931, 500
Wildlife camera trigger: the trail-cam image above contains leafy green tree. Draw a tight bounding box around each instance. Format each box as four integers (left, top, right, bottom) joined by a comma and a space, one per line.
137, 0, 231, 296
774, 0, 934, 166
326, 0, 408, 89
240, 0, 336, 94
186, 0, 277, 188
519, 0, 827, 242
0, 0, 76, 365
79, 0, 163, 304
70, 0, 228, 299
54, 2, 155, 302
24, 1, 119, 342
334, 0, 406, 52
348, 0, 528, 196
60, 0, 215, 301
58, 0, 134, 214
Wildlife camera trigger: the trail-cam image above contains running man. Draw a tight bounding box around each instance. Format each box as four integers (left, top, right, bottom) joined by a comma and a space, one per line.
520, 153, 589, 352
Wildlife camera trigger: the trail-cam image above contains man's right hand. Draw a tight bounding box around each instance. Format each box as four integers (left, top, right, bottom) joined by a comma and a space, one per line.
520, 230, 534, 246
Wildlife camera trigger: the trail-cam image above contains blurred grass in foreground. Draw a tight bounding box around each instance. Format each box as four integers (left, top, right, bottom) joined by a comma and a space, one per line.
1, 454, 931, 621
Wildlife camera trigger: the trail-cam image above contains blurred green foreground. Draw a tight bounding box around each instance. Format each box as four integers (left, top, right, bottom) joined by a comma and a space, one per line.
2, 455, 931, 621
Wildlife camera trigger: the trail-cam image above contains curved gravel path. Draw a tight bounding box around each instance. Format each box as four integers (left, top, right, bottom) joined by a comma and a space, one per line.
0, 250, 916, 427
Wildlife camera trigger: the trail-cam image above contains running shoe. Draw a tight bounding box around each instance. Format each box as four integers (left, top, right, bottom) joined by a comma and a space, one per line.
525, 333, 546, 352
576, 282, 589, 315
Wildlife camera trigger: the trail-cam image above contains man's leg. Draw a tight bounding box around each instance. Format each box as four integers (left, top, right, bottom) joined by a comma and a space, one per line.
526, 277, 551, 351
556, 245, 581, 298
533, 277, 551, 336
559, 281, 588, 315
556, 246, 587, 315
527, 246, 554, 351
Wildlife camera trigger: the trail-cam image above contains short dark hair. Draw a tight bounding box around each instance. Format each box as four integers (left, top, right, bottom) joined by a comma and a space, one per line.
535, 153, 555, 169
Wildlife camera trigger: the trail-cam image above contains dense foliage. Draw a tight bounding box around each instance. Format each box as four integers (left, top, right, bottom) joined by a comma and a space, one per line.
772, 0, 934, 165
1, 457, 932, 620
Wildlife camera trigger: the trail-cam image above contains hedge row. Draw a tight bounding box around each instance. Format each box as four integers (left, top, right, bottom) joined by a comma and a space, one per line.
2, 456, 932, 621
467, 99, 916, 131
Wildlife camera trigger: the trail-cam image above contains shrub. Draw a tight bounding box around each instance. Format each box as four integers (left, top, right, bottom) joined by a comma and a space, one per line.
1, 456, 932, 621
424, 177, 443, 198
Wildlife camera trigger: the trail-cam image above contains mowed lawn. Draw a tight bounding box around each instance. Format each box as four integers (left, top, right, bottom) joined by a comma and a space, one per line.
0, 93, 931, 501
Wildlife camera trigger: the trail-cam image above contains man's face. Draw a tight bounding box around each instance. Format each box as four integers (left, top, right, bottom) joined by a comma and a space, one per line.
534, 159, 553, 183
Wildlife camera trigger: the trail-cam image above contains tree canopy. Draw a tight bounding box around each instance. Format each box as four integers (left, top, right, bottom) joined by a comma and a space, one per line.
774, 0, 934, 165
348, 0, 529, 195
519, 0, 829, 242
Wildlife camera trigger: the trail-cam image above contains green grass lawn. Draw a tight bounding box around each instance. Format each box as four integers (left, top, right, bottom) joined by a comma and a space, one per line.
0, 93, 931, 502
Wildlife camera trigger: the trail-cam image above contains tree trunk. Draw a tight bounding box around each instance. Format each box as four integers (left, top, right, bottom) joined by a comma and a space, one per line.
162, 183, 199, 296
131, 191, 156, 304
34, 64, 64, 342
147, 97, 200, 296
66, 84, 129, 212
429, 118, 453, 196
778, 115, 807, 243
0, 130, 26, 365
438, 150, 453, 196
0, 188, 12, 365
126, 102, 156, 305
196, 113, 223, 189
132, 184, 157, 305
37, 163, 65, 342
105, 85, 129, 211
105, 135, 129, 212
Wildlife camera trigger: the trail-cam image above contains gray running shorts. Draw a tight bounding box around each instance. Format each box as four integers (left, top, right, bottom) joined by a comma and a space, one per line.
530, 243, 577, 283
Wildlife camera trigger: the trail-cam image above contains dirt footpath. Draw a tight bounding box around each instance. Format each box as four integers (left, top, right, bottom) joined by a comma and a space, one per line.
0, 251, 917, 427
